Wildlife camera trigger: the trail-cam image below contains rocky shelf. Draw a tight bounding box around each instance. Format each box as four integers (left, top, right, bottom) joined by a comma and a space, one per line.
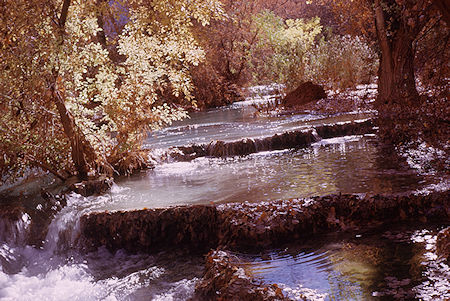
80, 191, 449, 254
79, 191, 449, 300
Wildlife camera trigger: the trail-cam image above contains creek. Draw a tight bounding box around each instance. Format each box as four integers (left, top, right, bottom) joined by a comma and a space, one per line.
0, 87, 447, 300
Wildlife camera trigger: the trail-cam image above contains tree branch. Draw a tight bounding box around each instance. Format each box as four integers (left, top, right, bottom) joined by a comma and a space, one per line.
59, 0, 71, 28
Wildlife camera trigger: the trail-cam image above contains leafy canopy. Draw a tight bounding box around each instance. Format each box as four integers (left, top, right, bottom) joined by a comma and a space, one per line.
0, 0, 223, 181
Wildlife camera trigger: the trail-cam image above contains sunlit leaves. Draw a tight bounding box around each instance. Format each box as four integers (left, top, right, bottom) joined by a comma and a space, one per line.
0, 0, 223, 180
250, 11, 323, 89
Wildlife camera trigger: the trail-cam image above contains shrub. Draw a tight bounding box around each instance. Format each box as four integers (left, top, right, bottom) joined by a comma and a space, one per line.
248, 10, 378, 91
306, 35, 378, 89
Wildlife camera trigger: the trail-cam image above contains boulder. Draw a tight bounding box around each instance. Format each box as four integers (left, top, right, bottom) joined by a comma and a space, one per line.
282, 82, 326, 107
193, 250, 292, 301
69, 176, 113, 197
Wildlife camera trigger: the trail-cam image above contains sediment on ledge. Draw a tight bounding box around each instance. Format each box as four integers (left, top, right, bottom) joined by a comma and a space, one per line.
193, 250, 292, 301
160, 119, 375, 162
80, 191, 449, 254
217, 191, 449, 249
80, 205, 218, 253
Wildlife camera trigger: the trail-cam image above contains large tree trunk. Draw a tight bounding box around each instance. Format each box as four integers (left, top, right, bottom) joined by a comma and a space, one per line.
374, 0, 420, 109
377, 28, 419, 107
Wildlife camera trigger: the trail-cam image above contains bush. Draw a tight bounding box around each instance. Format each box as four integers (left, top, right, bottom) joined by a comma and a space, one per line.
248, 10, 378, 91
249, 11, 322, 89
306, 35, 378, 89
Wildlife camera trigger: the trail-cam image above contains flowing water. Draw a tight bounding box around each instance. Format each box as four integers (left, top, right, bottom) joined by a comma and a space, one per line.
0, 89, 446, 300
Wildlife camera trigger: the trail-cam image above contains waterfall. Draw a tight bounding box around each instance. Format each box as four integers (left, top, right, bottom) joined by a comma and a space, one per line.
0, 212, 31, 246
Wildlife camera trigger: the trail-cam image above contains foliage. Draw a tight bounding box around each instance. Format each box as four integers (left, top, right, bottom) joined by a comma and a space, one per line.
250, 11, 322, 89
306, 35, 378, 89
187, 0, 322, 109
249, 10, 377, 90
187, 0, 268, 109
0, 0, 223, 180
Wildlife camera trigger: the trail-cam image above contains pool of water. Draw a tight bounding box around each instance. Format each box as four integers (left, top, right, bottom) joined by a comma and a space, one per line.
237, 226, 449, 300
102, 135, 425, 211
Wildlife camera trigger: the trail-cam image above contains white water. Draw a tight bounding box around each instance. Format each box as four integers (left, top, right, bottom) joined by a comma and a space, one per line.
0, 194, 203, 301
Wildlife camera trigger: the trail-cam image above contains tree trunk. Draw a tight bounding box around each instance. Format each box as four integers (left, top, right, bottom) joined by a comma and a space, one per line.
53, 0, 98, 180
377, 28, 419, 107
374, 0, 419, 108
52, 88, 96, 180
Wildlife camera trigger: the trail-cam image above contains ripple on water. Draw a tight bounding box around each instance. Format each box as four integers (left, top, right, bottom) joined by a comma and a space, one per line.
237, 226, 449, 301
99, 136, 430, 211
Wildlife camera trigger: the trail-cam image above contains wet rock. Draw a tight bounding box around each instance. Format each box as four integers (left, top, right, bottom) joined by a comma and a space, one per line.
436, 227, 450, 263
0, 191, 69, 247
80, 205, 218, 253
315, 119, 375, 139
0, 204, 28, 244
206, 130, 317, 158
40, 189, 67, 211
193, 250, 292, 301
69, 176, 113, 197
174, 144, 208, 161
282, 82, 326, 108
217, 191, 449, 250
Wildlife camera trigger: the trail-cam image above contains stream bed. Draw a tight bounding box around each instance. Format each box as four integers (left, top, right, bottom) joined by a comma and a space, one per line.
0, 90, 448, 300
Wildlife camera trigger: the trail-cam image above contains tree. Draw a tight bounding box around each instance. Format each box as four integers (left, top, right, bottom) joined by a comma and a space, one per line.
0, 0, 222, 181
324, 0, 447, 108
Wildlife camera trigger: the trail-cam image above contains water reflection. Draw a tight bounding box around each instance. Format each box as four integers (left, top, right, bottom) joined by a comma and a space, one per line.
103, 136, 424, 211
238, 226, 445, 300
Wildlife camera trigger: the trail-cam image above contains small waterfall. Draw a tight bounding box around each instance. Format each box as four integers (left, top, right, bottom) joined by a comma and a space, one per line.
0, 212, 31, 246
151, 119, 374, 164
43, 192, 109, 254
311, 128, 322, 142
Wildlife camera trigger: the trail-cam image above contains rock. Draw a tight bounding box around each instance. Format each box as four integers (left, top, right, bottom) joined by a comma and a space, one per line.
217, 191, 449, 250
282, 82, 327, 108
161, 119, 374, 163
69, 176, 113, 197
0, 204, 27, 244
436, 227, 450, 263
80, 205, 218, 253
315, 119, 375, 139
79, 191, 449, 254
193, 250, 293, 301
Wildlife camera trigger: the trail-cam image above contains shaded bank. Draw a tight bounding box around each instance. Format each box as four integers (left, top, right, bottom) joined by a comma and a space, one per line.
80, 191, 449, 254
